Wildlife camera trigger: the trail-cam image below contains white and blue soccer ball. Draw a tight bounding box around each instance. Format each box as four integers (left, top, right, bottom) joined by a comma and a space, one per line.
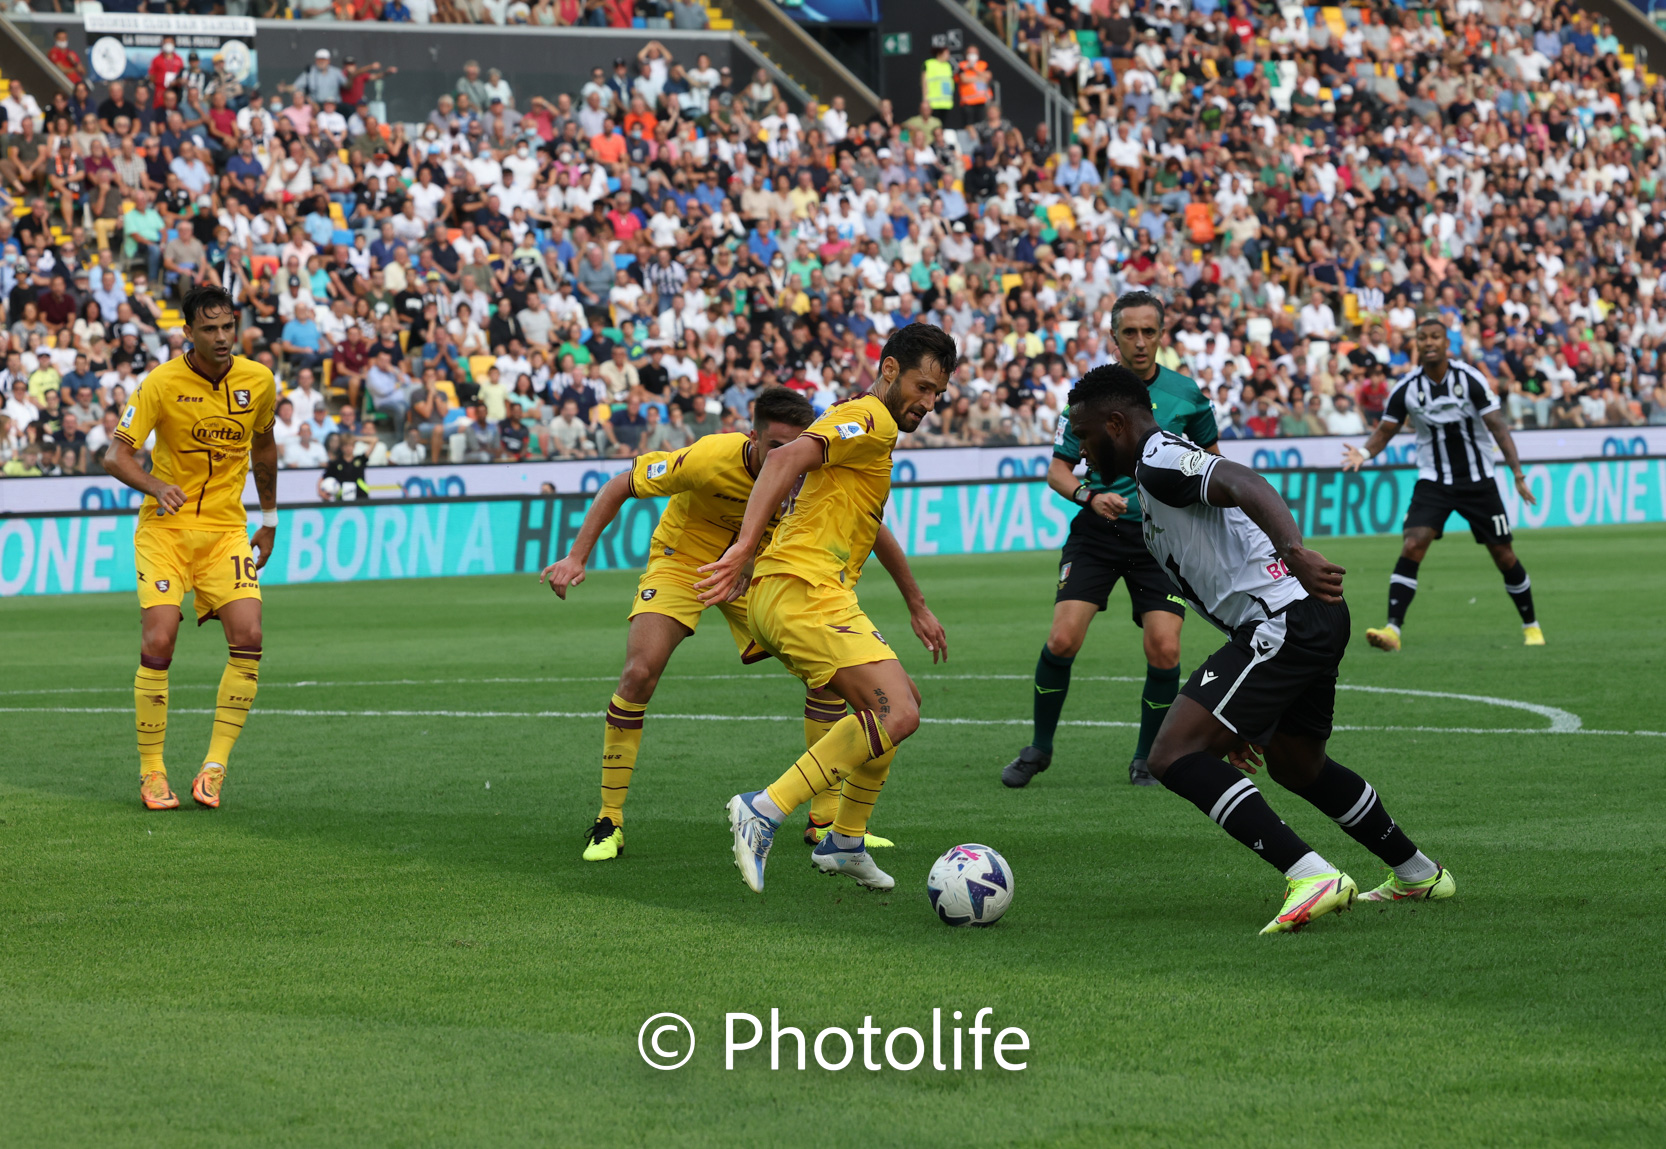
927, 844, 1014, 927
319, 476, 341, 500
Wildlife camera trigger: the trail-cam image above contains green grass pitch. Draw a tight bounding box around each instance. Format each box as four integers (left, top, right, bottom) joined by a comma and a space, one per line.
2, 524, 1663, 1148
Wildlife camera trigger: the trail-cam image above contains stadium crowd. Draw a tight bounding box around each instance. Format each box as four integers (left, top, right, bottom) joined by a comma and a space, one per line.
4, 0, 1666, 481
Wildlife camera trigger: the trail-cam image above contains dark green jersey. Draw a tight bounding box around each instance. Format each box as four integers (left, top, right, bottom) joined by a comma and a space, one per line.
1051, 364, 1218, 522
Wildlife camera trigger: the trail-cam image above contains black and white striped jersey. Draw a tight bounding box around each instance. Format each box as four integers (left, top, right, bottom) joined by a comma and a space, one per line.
1382, 359, 1502, 485
1135, 430, 1309, 634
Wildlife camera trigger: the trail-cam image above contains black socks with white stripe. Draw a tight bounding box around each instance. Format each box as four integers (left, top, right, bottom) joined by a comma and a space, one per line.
1159, 752, 1315, 875
1291, 758, 1438, 883
1160, 753, 1439, 883
1386, 556, 1419, 629
1501, 560, 1537, 627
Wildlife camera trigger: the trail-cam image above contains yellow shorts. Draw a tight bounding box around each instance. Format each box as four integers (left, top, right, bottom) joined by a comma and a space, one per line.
745, 574, 895, 689
135, 526, 262, 623
628, 556, 770, 664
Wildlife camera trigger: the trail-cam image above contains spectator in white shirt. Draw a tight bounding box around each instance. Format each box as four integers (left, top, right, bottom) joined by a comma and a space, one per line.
282, 421, 329, 468
1299, 298, 1338, 338
388, 426, 429, 464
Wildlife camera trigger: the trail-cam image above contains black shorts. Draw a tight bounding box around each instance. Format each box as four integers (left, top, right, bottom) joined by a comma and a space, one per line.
1181, 597, 1350, 745
1054, 511, 1186, 625
1403, 478, 1512, 545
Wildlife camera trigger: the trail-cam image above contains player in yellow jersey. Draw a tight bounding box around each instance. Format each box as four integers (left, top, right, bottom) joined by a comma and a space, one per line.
103, 286, 279, 811
542, 388, 945, 861
697, 323, 957, 894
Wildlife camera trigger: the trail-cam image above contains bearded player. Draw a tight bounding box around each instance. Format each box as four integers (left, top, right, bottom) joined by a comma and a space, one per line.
104, 285, 278, 811
543, 387, 930, 861
698, 323, 955, 895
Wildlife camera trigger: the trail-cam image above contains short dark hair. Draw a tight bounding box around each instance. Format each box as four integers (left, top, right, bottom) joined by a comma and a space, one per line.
1111, 290, 1166, 334
753, 385, 815, 429
182, 284, 237, 326
1067, 363, 1151, 418
879, 322, 958, 379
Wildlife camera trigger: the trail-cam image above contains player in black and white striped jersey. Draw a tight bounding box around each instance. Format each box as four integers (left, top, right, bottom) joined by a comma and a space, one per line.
1067, 366, 1454, 934
1342, 316, 1544, 650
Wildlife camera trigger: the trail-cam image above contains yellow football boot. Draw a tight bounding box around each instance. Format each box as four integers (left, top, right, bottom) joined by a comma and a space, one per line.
582, 817, 624, 861
1261, 871, 1357, 935
1365, 626, 1401, 652
1359, 866, 1457, 903
1523, 625, 1545, 646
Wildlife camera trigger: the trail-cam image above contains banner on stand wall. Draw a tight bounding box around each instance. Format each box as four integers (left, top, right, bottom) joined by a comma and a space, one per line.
83, 14, 258, 91
4, 459, 1663, 598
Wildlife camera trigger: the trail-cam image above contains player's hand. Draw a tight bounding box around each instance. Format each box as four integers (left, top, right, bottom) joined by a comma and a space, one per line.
694, 543, 749, 605
1514, 470, 1537, 507
1227, 740, 1264, 775
154, 483, 187, 514
723, 560, 755, 603
250, 525, 276, 570
540, 554, 587, 599
1285, 545, 1345, 603
1089, 492, 1127, 520
908, 603, 948, 663
1340, 444, 1368, 472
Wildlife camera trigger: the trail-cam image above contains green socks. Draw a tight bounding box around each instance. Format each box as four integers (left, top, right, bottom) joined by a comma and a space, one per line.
1135, 663, 1181, 760
1031, 645, 1074, 753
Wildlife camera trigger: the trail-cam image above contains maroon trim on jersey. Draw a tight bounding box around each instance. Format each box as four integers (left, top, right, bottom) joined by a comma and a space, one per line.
802, 432, 830, 464
741, 437, 760, 480
183, 349, 233, 390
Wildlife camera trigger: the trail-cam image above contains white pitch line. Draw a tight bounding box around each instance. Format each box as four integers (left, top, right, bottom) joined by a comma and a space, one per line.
0, 673, 1144, 697
1, 706, 1661, 738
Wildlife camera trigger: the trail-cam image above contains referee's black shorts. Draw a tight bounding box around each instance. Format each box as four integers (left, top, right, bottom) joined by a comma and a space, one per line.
1403, 478, 1512, 545
1054, 510, 1186, 626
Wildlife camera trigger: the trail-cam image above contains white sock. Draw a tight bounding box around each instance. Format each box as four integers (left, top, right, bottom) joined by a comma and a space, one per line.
1392, 850, 1440, 883
1385, 622, 1401, 636
1283, 851, 1334, 881
1522, 620, 1538, 630
749, 791, 785, 823
829, 831, 864, 850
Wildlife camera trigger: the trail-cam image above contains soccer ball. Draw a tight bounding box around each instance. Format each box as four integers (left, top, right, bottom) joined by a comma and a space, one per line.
319, 477, 341, 500
927, 844, 1014, 927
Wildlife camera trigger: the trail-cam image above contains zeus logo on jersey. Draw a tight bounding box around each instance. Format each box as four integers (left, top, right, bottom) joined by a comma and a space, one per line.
834, 422, 866, 440
646, 461, 668, 479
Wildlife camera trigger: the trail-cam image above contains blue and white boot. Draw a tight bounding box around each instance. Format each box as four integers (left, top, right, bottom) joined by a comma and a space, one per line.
727, 792, 778, 893
811, 833, 896, 890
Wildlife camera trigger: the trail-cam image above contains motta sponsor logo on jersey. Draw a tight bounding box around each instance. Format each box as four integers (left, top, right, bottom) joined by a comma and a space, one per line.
190, 415, 247, 446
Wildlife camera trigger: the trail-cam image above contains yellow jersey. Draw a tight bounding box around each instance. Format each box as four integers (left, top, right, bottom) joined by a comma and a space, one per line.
629, 432, 784, 567
756, 393, 897, 590
115, 353, 277, 532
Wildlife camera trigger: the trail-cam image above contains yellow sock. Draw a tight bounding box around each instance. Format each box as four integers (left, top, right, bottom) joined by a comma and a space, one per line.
205, 646, 261, 767
134, 658, 170, 777
766, 709, 894, 819
833, 745, 896, 839
600, 693, 646, 825
803, 694, 847, 826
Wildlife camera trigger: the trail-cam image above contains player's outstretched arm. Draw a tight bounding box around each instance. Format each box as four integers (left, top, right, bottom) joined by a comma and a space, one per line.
104, 437, 186, 515
250, 428, 279, 569
1341, 418, 1400, 471
541, 469, 632, 598
872, 523, 946, 663
1203, 459, 1345, 603
1482, 409, 1537, 506
694, 435, 823, 605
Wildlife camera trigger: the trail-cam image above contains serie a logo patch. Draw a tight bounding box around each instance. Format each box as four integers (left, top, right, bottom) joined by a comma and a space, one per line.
646, 461, 668, 479
119, 406, 136, 429
835, 422, 865, 440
